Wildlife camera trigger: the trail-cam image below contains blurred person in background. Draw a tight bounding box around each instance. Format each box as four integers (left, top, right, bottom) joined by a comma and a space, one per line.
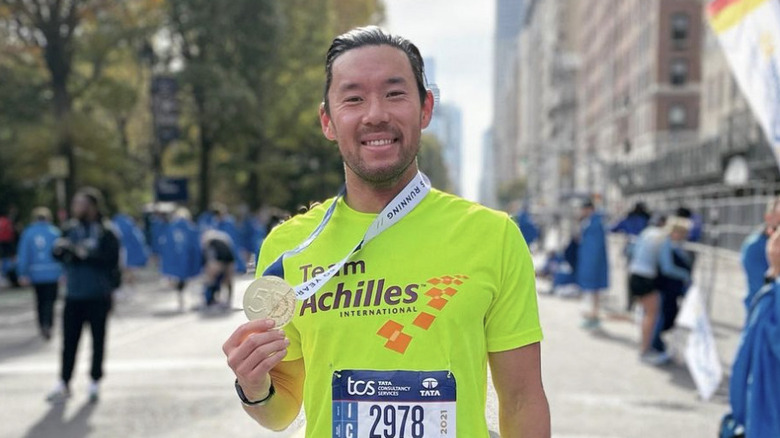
611, 201, 652, 311
576, 198, 610, 329
648, 216, 694, 365
16, 207, 63, 340
627, 215, 668, 365
722, 227, 780, 438
0, 206, 19, 287
112, 213, 150, 296
200, 229, 235, 309
48, 187, 120, 404
200, 203, 247, 275
740, 196, 780, 310
160, 208, 201, 312
514, 204, 540, 249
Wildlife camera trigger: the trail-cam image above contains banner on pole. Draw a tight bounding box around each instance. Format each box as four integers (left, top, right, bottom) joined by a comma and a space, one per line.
707, 0, 780, 170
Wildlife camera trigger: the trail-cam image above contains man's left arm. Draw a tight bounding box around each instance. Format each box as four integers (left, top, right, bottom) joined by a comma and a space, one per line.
489, 342, 550, 438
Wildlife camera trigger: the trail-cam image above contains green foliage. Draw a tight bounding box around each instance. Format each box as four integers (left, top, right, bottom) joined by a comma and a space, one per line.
0, 0, 385, 220
418, 134, 452, 192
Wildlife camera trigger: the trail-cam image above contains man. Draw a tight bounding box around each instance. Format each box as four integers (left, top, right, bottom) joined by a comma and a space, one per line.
160, 208, 201, 312
740, 197, 780, 310
17, 207, 63, 340
223, 27, 549, 437
48, 187, 120, 403
201, 229, 235, 309
724, 226, 780, 437
576, 199, 609, 328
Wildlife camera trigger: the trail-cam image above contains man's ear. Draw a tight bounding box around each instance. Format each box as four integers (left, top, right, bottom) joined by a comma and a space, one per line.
420, 90, 435, 129
319, 103, 337, 141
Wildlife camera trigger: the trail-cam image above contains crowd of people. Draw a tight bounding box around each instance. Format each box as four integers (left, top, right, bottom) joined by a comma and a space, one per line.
527, 199, 700, 366
0, 189, 287, 404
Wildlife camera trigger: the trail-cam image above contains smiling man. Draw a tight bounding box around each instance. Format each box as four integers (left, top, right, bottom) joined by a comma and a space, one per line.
223, 26, 549, 438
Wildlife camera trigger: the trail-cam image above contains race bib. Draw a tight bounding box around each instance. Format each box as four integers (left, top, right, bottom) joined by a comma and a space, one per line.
332, 370, 456, 438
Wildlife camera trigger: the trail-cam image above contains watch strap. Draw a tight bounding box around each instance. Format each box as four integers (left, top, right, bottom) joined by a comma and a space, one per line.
235, 379, 275, 406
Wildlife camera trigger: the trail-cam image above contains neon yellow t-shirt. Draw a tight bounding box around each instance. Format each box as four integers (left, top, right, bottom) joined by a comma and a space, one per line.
257, 189, 543, 437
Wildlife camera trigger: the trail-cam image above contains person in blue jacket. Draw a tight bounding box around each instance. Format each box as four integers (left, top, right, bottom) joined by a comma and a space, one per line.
576, 198, 610, 328
514, 207, 540, 247
160, 208, 201, 312
740, 197, 780, 311
722, 226, 780, 438
112, 213, 150, 293
17, 207, 63, 340
611, 202, 652, 311
48, 188, 120, 404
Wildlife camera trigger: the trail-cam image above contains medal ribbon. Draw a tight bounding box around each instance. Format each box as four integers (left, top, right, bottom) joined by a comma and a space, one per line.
262, 171, 431, 301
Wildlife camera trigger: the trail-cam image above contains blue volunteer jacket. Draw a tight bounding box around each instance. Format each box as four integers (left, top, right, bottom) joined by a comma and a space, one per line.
16, 221, 62, 284
741, 230, 769, 310
54, 219, 120, 300
514, 211, 540, 246
113, 214, 150, 268
160, 218, 201, 280
576, 211, 609, 290
729, 281, 780, 437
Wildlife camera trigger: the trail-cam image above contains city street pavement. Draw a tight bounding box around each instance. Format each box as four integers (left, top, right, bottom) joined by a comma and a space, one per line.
0, 239, 745, 437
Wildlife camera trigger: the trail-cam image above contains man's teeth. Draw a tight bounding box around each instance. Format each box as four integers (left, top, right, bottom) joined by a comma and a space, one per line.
364, 138, 395, 146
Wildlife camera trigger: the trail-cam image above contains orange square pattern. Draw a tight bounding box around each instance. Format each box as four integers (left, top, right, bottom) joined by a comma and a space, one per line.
413, 312, 436, 330
385, 332, 412, 353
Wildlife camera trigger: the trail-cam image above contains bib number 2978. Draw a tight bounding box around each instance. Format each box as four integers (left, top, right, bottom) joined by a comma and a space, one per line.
368, 404, 424, 438
332, 370, 456, 438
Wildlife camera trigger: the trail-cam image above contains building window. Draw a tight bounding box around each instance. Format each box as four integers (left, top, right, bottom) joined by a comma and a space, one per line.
670, 59, 688, 85
668, 104, 687, 130
671, 13, 690, 49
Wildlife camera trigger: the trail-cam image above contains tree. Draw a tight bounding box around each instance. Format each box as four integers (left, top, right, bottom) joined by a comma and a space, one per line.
418, 134, 452, 192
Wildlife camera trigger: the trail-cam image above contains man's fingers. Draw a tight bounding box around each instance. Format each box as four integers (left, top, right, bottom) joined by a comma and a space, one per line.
222, 319, 275, 354
235, 337, 290, 379
226, 330, 286, 372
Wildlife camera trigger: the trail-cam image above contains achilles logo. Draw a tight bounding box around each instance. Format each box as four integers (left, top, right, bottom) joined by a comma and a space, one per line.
347, 377, 376, 396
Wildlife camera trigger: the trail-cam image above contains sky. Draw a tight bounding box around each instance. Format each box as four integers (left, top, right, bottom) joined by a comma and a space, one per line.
385, 1, 496, 201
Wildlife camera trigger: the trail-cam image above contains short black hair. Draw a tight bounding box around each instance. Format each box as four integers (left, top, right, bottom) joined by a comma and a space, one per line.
75, 186, 105, 215
323, 26, 427, 114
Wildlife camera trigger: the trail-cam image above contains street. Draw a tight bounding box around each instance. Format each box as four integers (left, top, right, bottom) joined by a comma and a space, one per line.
0, 241, 742, 438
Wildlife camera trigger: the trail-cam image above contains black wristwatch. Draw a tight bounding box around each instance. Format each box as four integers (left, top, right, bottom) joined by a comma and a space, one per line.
235, 379, 275, 406
764, 273, 777, 285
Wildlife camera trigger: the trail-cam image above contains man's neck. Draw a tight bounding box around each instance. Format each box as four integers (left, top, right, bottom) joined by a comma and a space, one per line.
343, 166, 418, 214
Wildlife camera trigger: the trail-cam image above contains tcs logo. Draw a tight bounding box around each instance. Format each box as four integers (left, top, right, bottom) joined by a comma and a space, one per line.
347, 376, 376, 396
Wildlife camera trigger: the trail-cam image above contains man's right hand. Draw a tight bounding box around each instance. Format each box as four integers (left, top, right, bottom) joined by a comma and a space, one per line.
223, 319, 290, 401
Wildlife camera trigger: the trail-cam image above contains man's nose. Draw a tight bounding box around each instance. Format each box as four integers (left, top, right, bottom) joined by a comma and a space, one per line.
362, 97, 390, 125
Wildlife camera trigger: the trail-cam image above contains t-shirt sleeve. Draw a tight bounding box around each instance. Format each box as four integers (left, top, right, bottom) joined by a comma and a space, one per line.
485, 216, 543, 352
256, 229, 304, 361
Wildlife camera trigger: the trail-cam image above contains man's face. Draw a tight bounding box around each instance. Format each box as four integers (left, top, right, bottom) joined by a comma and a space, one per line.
320, 45, 434, 186
71, 195, 91, 220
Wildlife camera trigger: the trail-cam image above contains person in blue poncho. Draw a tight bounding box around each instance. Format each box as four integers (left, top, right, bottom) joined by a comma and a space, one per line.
576, 198, 609, 329
740, 197, 780, 311
112, 213, 150, 292
160, 209, 201, 312
721, 226, 780, 438
16, 207, 63, 340
514, 206, 540, 247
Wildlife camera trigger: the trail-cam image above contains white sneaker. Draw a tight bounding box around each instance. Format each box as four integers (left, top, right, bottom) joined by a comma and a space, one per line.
46, 382, 71, 403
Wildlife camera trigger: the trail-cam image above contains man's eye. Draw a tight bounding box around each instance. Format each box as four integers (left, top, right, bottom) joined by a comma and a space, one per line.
387, 91, 405, 98
344, 96, 363, 103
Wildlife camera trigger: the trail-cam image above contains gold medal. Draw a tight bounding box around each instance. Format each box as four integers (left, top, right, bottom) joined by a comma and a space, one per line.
242, 276, 296, 327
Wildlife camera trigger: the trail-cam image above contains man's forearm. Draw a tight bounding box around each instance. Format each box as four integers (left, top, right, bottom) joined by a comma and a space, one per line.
242, 383, 301, 431
499, 392, 551, 438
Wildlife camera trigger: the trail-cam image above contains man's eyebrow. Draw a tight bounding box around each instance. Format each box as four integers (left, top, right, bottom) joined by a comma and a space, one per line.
386, 77, 408, 86
337, 82, 361, 93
